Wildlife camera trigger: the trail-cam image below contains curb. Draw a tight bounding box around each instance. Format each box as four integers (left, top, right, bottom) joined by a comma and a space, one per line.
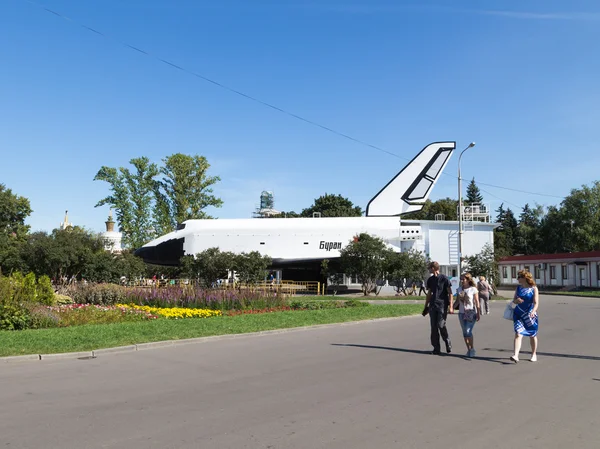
1, 314, 419, 364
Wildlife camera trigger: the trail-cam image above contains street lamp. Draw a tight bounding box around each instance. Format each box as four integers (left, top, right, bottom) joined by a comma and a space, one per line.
457, 142, 476, 278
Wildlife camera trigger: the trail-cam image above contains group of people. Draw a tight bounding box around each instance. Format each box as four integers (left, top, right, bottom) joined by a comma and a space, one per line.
423, 261, 539, 362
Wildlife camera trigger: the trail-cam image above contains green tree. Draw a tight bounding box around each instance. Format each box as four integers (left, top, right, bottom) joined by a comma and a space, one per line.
537, 206, 569, 253
465, 178, 483, 204
558, 181, 600, 252
233, 251, 272, 285
494, 204, 518, 257
189, 248, 235, 288
386, 249, 428, 295
94, 157, 159, 249
340, 233, 392, 296
265, 211, 300, 219
301, 194, 362, 218
406, 198, 458, 221
464, 243, 498, 284
21, 227, 105, 281
516, 203, 544, 255
155, 154, 223, 232
320, 259, 344, 295
0, 184, 32, 274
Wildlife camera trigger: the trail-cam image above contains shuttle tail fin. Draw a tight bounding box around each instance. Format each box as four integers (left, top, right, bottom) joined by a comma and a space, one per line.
366, 141, 456, 217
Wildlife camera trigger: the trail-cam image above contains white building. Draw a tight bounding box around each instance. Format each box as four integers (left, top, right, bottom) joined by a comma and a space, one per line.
499, 251, 600, 288
102, 210, 123, 253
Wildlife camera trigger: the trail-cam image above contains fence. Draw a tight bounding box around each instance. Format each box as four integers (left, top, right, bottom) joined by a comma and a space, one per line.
124, 279, 323, 295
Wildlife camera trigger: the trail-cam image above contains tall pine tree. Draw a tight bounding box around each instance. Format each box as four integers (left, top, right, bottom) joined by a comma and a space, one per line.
465, 178, 483, 204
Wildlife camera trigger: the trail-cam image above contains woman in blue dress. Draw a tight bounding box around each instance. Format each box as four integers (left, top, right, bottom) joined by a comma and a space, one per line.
510, 270, 539, 363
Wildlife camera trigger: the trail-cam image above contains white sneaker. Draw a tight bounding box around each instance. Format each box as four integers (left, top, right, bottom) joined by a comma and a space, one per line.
510, 355, 519, 363
471, 349, 476, 357
530, 354, 537, 362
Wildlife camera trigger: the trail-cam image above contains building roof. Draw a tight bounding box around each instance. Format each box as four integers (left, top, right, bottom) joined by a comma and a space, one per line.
499, 251, 600, 263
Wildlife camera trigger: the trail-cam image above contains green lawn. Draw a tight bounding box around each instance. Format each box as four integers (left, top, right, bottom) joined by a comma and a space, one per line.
0, 305, 423, 357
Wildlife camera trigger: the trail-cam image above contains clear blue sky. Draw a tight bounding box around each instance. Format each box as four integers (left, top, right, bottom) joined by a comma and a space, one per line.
2, 0, 599, 233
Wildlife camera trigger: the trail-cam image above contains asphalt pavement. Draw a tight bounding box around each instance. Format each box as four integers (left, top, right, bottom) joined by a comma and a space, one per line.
1, 295, 599, 448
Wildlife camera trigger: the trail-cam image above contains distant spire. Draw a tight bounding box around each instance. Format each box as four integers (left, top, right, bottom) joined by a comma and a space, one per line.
106, 208, 115, 232
60, 210, 72, 230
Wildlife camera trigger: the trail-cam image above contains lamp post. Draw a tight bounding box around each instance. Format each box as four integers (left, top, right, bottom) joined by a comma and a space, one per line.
457, 142, 476, 278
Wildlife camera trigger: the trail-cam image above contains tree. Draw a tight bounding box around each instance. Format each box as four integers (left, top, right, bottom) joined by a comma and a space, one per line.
515, 203, 544, 255
386, 249, 428, 295
301, 194, 362, 218
155, 154, 223, 233
0, 185, 32, 274
465, 178, 483, 204
233, 251, 272, 285
320, 259, 344, 295
406, 198, 458, 221
494, 204, 518, 257
94, 157, 159, 249
340, 233, 391, 295
185, 248, 235, 288
464, 243, 497, 284
537, 206, 569, 254
94, 154, 223, 248
265, 211, 300, 219
557, 181, 600, 252
21, 227, 105, 281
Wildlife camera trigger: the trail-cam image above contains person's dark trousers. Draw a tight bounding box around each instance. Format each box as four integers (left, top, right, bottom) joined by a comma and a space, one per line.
429, 307, 451, 353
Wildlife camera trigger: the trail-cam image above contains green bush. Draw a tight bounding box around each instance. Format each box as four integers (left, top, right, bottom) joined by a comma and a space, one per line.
55, 294, 74, 305
65, 283, 128, 305
0, 303, 30, 330
36, 275, 56, 305
289, 299, 370, 310
23, 272, 37, 301
27, 305, 60, 329
343, 299, 370, 308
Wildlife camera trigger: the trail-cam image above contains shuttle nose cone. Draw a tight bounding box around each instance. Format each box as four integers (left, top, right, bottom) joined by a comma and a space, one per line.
134, 237, 185, 266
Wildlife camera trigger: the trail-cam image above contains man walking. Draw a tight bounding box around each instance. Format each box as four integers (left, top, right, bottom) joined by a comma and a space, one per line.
423, 261, 454, 355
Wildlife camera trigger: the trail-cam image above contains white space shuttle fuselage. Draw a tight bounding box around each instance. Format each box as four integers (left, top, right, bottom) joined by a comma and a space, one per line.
135, 142, 456, 266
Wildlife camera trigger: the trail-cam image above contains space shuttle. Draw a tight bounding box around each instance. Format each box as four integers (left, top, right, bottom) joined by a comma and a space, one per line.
135, 142, 456, 271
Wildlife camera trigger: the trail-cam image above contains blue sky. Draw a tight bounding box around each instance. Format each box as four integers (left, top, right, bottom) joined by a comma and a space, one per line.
2, 0, 599, 233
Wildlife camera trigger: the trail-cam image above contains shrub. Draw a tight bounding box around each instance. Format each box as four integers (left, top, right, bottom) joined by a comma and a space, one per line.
289, 299, 370, 310
343, 299, 370, 308
123, 286, 287, 311
23, 272, 37, 301
45, 304, 156, 327
62, 283, 128, 305
36, 275, 56, 305
27, 305, 60, 329
0, 303, 30, 330
55, 294, 74, 305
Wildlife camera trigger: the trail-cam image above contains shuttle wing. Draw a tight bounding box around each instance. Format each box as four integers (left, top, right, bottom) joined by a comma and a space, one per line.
366, 141, 456, 217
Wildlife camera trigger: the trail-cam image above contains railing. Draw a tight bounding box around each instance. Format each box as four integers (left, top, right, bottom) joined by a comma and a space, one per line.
124, 279, 322, 295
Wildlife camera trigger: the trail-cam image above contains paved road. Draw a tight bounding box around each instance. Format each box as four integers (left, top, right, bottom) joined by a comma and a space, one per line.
1, 295, 599, 448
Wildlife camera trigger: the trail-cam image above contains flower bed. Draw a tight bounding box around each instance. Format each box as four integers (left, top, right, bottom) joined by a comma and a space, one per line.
28, 304, 158, 328
122, 286, 287, 311
117, 304, 222, 319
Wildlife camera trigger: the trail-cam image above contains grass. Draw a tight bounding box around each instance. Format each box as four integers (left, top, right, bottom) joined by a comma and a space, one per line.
0, 305, 423, 357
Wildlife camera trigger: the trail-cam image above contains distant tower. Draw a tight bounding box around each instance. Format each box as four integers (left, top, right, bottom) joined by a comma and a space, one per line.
59, 210, 73, 230
253, 191, 281, 218
102, 209, 123, 253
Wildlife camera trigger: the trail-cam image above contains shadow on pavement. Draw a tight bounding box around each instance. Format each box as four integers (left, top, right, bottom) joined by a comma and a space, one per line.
332, 344, 513, 365
483, 348, 600, 361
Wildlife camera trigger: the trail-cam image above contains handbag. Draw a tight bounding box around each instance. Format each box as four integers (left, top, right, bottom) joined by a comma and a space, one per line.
463, 309, 477, 322
503, 302, 514, 320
